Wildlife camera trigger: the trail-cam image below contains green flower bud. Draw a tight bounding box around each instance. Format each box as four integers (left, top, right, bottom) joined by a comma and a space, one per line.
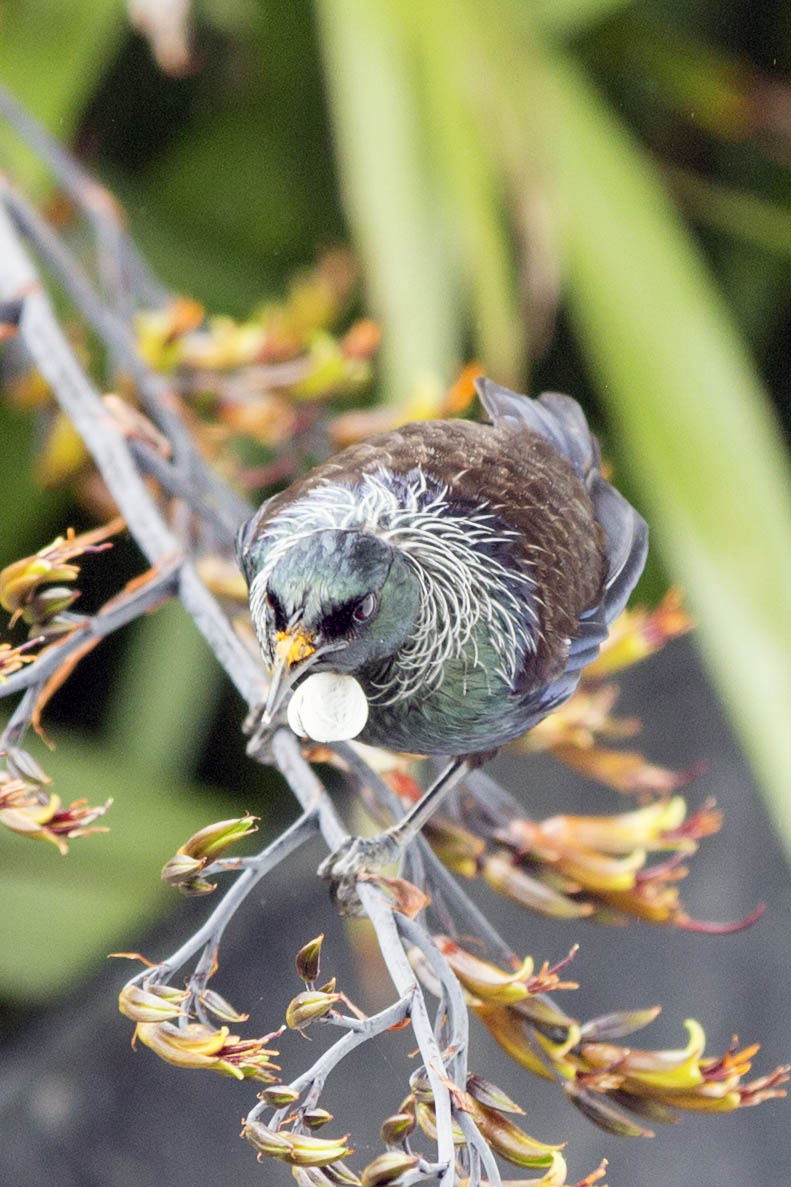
21, 586, 79, 626
304, 1109, 334, 1129
287, 1133, 353, 1167
161, 852, 206, 887
286, 990, 341, 1030
118, 982, 188, 1024
243, 1119, 293, 1160
180, 815, 258, 860
465, 1073, 524, 1115
258, 1085, 301, 1107
379, 1110, 415, 1146
197, 988, 249, 1023
360, 1152, 419, 1187
296, 934, 324, 983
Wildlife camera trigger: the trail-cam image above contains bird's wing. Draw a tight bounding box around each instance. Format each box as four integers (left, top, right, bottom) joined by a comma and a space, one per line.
588, 473, 649, 625
476, 377, 648, 629
476, 378, 600, 481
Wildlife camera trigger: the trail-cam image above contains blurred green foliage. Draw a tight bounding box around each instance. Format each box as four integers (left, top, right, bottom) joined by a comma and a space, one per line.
1, 0, 790, 1001
0, 728, 227, 1000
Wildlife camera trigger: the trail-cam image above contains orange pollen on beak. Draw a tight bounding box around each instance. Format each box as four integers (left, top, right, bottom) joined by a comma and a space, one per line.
275, 629, 316, 667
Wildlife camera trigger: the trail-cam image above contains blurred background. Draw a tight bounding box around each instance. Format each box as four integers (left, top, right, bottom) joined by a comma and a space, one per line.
0, 1, 789, 1185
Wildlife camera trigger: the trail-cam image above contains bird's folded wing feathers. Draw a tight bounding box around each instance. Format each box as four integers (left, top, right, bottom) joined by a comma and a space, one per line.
476, 376, 648, 628
476, 377, 600, 480
589, 474, 649, 624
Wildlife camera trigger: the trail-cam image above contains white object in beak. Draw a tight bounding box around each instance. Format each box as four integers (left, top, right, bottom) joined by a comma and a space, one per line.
287, 672, 369, 743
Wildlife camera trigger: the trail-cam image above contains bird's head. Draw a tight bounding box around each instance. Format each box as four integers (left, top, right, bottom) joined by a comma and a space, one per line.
243, 527, 420, 726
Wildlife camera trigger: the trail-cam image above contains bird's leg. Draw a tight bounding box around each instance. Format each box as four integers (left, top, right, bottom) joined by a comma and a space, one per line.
387, 758, 474, 849
318, 757, 475, 913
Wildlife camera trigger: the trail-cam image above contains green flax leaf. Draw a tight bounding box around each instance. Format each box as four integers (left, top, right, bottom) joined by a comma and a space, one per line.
315, 0, 462, 399
415, 0, 526, 383
0, 0, 126, 191
0, 733, 234, 1001
538, 55, 791, 846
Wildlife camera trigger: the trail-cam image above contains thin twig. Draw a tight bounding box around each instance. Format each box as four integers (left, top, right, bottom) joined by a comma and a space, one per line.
127, 436, 234, 537
0, 684, 43, 753
397, 914, 469, 1084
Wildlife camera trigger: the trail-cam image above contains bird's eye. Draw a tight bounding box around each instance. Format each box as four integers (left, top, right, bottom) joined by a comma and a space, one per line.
352, 592, 377, 623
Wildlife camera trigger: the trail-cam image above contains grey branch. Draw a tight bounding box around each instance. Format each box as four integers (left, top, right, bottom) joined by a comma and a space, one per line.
0, 142, 526, 1185
251, 996, 413, 1124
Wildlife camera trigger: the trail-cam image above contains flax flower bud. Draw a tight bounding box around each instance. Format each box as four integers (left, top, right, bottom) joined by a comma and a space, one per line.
304, 1110, 334, 1130
242, 1121, 353, 1167
197, 988, 249, 1023
296, 934, 324, 983
180, 814, 258, 860
379, 1108, 415, 1146
286, 990, 341, 1030
118, 983, 188, 1024
259, 1085, 301, 1108
465, 1074, 524, 1115
433, 936, 534, 1004
466, 1098, 564, 1170
360, 1152, 419, 1186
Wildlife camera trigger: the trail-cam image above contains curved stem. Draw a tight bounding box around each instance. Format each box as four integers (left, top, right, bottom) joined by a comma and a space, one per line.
396, 914, 469, 1087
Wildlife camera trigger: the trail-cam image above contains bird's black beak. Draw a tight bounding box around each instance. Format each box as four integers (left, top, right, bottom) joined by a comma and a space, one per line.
261, 629, 345, 725
261, 627, 318, 725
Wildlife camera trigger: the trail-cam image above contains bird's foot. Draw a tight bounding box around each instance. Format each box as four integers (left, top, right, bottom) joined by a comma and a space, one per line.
317, 832, 401, 917
318, 832, 401, 879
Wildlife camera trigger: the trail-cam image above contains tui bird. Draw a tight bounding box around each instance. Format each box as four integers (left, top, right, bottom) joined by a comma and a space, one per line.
237, 379, 648, 898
